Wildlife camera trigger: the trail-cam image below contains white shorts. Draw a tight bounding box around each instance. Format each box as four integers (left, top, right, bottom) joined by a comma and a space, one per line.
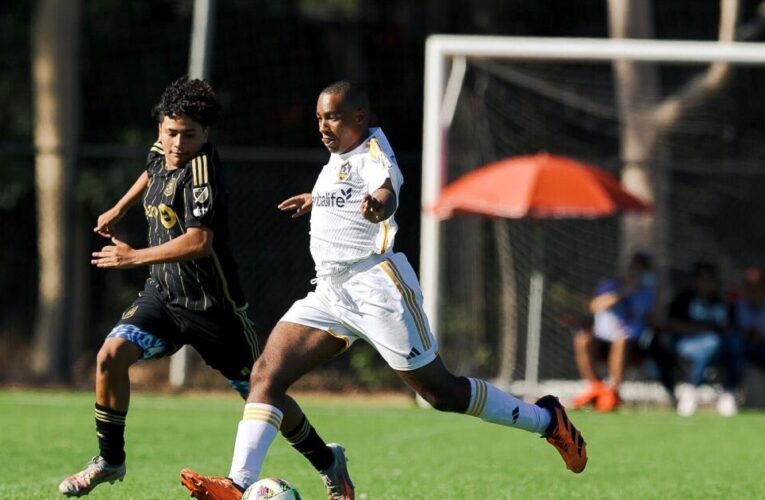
592, 310, 629, 342
280, 252, 438, 371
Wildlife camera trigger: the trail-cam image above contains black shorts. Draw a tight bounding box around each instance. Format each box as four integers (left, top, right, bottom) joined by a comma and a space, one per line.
115, 286, 260, 382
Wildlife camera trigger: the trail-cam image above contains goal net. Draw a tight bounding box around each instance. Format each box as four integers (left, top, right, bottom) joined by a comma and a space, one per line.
421, 37, 765, 399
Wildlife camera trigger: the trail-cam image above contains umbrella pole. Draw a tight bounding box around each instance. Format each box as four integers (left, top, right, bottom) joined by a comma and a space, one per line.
524, 223, 544, 398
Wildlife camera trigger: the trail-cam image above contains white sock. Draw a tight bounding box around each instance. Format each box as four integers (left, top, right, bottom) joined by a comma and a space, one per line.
228, 403, 283, 488
466, 378, 551, 435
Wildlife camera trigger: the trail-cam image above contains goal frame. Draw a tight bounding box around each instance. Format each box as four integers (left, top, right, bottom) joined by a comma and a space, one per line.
420, 36, 765, 391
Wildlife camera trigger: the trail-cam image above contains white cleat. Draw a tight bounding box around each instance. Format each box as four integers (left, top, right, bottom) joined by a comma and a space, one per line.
319, 443, 355, 500
58, 456, 126, 497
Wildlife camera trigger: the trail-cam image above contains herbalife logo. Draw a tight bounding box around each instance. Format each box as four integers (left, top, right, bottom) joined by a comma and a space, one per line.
313, 187, 352, 208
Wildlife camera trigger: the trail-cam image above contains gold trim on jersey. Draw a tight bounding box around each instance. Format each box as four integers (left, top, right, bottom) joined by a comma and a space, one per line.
379, 260, 431, 351
211, 252, 239, 309
367, 137, 391, 168
466, 379, 488, 417
191, 154, 209, 186
150, 140, 164, 154
378, 220, 390, 254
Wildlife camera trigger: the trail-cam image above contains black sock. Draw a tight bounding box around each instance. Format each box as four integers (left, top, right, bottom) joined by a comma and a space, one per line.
282, 415, 334, 471
95, 403, 127, 466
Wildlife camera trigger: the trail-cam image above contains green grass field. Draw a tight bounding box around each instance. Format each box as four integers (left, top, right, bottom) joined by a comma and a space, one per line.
1, 390, 763, 499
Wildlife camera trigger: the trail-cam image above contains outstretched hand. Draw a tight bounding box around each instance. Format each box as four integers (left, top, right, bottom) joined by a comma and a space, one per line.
91, 237, 138, 269
94, 206, 123, 238
278, 193, 313, 218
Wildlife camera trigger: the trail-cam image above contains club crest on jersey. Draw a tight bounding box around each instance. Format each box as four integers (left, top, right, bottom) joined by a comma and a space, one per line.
163, 178, 177, 197
337, 161, 351, 180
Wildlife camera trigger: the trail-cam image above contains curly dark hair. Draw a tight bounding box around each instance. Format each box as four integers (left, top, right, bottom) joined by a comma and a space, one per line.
152, 76, 221, 127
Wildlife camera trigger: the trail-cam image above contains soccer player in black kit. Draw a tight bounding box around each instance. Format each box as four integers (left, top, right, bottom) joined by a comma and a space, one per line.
59, 77, 345, 497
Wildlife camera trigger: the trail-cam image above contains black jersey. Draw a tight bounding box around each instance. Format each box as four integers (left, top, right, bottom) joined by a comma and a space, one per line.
142, 140, 246, 311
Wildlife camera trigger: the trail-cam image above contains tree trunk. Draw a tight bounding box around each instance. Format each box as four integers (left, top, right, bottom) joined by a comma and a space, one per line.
31, 0, 81, 380
608, 0, 741, 293
608, 0, 666, 272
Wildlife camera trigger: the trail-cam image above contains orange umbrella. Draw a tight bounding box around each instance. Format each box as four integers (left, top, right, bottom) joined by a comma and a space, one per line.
432, 153, 649, 219
430, 153, 649, 393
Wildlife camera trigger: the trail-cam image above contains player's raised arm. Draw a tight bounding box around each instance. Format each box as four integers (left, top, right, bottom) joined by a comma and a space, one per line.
278, 193, 313, 218
94, 171, 149, 238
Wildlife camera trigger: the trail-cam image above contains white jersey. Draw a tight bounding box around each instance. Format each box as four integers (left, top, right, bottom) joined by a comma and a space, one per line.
309, 128, 403, 276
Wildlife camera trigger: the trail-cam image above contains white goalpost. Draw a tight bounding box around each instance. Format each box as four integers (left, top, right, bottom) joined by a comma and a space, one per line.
420, 36, 765, 397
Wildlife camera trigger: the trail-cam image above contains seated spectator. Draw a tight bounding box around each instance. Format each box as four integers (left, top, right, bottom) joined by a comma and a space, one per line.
722, 267, 765, 416
667, 262, 726, 416
741, 268, 765, 369
572, 252, 656, 412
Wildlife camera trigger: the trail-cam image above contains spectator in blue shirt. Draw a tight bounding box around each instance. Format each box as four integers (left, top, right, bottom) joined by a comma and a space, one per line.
573, 252, 656, 412
668, 262, 726, 416
720, 267, 765, 416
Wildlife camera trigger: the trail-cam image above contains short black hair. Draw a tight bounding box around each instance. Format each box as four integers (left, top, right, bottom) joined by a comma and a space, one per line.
153, 76, 221, 127
320, 80, 369, 113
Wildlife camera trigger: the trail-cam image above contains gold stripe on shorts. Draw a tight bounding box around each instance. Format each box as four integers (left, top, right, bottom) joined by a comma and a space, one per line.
379, 259, 431, 351
235, 308, 260, 359
326, 328, 351, 350
386, 259, 432, 350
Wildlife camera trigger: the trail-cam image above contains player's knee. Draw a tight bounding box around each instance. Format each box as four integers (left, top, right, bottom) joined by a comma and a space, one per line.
96, 341, 135, 375
248, 358, 287, 400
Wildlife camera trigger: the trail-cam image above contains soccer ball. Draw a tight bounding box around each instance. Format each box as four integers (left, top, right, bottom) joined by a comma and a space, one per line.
242, 478, 301, 500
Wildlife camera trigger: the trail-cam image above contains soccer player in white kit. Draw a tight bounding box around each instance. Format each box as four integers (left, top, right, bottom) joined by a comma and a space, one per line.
181, 81, 587, 500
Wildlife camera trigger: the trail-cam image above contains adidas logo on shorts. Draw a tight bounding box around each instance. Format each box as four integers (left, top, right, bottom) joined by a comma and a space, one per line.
406, 347, 421, 360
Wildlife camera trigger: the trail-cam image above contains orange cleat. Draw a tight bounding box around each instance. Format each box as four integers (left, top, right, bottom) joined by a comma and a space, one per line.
572, 381, 605, 409
180, 468, 243, 500
595, 386, 620, 412
535, 395, 588, 473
